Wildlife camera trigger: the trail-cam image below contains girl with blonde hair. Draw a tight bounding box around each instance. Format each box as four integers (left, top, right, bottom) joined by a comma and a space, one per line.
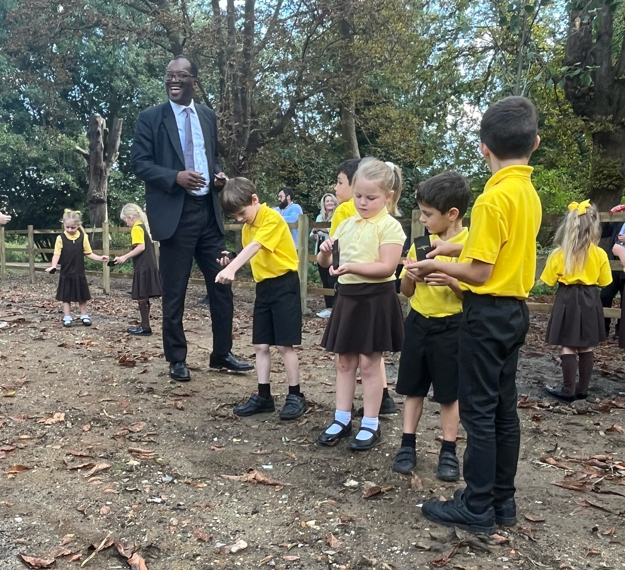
313, 192, 339, 318
115, 204, 162, 336
540, 200, 612, 401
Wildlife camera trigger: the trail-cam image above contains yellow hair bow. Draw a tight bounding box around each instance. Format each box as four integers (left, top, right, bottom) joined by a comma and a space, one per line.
568, 199, 591, 215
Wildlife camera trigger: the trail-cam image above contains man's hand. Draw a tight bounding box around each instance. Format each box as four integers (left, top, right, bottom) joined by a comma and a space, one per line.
618, 233, 625, 244
427, 239, 463, 259
217, 251, 232, 267
424, 272, 457, 287
176, 171, 207, 191
0, 212, 11, 225
215, 266, 237, 284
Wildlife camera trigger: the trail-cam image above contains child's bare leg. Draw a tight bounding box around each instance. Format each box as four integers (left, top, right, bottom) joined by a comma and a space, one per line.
440, 401, 459, 442
276, 345, 299, 387
356, 352, 383, 440
381, 358, 388, 388
403, 396, 424, 435
62, 302, 71, 318
78, 302, 88, 315
254, 344, 271, 387
322, 353, 358, 436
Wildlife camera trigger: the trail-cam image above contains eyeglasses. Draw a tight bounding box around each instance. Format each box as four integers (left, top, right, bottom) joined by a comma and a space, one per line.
164, 73, 196, 82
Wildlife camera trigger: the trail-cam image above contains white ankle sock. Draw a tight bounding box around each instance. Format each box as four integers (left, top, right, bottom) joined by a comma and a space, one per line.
63, 316, 72, 322
356, 416, 379, 440
80, 314, 89, 319
325, 410, 351, 435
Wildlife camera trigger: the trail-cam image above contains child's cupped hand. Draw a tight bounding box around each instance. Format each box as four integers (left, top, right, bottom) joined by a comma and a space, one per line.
215, 266, 236, 284
45, 266, 55, 273
319, 238, 334, 255
424, 272, 455, 287
329, 263, 351, 276
114, 255, 126, 264
101, 255, 109, 263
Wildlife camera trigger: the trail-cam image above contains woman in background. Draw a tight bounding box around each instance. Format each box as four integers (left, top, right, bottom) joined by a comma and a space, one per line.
312, 193, 339, 318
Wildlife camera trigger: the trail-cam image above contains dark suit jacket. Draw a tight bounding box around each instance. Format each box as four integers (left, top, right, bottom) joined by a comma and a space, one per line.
601, 221, 624, 260
131, 101, 224, 242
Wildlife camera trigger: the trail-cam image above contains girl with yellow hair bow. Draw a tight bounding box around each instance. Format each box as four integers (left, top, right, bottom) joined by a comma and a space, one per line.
539, 200, 612, 402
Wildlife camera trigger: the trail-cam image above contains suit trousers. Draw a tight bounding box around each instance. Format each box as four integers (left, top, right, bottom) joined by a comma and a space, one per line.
458, 292, 529, 514
159, 193, 233, 362
600, 271, 624, 333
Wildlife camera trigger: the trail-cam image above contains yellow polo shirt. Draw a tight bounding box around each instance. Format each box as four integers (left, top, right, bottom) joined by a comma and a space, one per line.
329, 199, 358, 237
459, 165, 541, 299
540, 245, 612, 287
131, 221, 145, 246
242, 204, 299, 283
333, 208, 406, 285
54, 231, 93, 255
401, 228, 468, 318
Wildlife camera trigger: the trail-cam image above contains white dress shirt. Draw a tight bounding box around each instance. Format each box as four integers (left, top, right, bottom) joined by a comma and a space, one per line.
169, 100, 210, 196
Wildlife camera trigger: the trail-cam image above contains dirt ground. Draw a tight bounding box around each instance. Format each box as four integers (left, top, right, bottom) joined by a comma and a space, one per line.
2, 273, 625, 570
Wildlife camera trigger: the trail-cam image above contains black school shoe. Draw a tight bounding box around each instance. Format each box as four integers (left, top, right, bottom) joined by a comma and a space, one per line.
210, 352, 254, 372
422, 489, 496, 535
279, 393, 308, 420
494, 497, 517, 526
357, 392, 398, 416
234, 394, 275, 417
317, 420, 352, 446
436, 450, 460, 482
544, 385, 576, 403
128, 326, 152, 336
392, 446, 417, 474
169, 361, 191, 382
348, 426, 382, 451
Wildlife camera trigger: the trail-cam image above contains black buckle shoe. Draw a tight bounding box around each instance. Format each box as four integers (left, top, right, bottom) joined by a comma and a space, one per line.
494, 497, 517, 526
544, 385, 576, 403
349, 426, 382, 451
392, 446, 416, 474
422, 489, 496, 535
81, 316, 92, 326
62, 319, 72, 328
233, 394, 275, 417
279, 393, 308, 420
169, 361, 191, 382
128, 326, 152, 336
210, 352, 254, 372
436, 450, 460, 482
317, 420, 352, 446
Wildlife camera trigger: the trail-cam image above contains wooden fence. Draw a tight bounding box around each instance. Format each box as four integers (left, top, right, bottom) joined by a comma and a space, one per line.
1, 210, 625, 318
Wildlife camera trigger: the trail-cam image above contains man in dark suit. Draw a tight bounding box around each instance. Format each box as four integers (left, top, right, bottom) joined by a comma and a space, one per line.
131, 56, 252, 381
600, 220, 625, 339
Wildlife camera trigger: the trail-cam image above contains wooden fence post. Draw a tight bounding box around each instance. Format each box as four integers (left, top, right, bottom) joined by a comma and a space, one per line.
297, 214, 309, 314
0, 226, 5, 281
27, 225, 35, 284
102, 222, 111, 294
411, 208, 424, 244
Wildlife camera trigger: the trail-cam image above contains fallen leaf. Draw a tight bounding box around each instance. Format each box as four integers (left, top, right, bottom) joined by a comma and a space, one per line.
411, 474, 423, 491
6, 465, 31, 474
85, 463, 111, 477
220, 470, 288, 486
209, 445, 225, 451
555, 480, 593, 493
192, 528, 213, 542
524, 513, 545, 523
339, 514, 354, 523
39, 412, 65, 425
362, 485, 392, 499
66, 450, 92, 458
602, 527, 616, 537
114, 540, 136, 559
128, 448, 156, 460
326, 533, 343, 549
606, 424, 625, 434
99, 506, 111, 516
128, 422, 146, 433
60, 535, 74, 547
217, 539, 248, 554
82, 424, 91, 432
491, 534, 509, 545
115, 353, 136, 367
67, 462, 95, 471
586, 547, 601, 556
431, 545, 459, 567
258, 555, 273, 565
128, 553, 149, 570
3, 390, 16, 397
18, 555, 55, 568
283, 555, 300, 562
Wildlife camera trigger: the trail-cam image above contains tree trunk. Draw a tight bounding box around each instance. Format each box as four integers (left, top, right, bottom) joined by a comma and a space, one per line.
338, 15, 360, 159
340, 101, 360, 159
588, 127, 625, 212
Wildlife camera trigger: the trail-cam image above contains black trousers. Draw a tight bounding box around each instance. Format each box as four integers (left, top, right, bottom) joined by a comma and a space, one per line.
159, 194, 233, 363
317, 264, 336, 309
458, 292, 529, 513
600, 271, 624, 333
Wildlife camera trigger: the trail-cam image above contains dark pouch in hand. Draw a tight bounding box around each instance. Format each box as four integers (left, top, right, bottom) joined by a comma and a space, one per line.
213, 174, 226, 190
107, 259, 116, 267
48, 268, 57, 274
414, 235, 432, 262
332, 239, 340, 270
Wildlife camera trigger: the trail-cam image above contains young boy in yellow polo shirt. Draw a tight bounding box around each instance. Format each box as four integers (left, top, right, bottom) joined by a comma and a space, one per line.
216, 178, 307, 420
393, 172, 470, 481
330, 158, 398, 415
415, 97, 542, 534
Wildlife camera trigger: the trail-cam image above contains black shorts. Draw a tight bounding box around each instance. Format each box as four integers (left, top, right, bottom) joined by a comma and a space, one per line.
253, 272, 302, 346
396, 309, 461, 404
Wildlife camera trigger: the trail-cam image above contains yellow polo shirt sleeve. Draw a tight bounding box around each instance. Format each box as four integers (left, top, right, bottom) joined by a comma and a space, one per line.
131, 222, 145, 246
462, 203, 507, 265
82, 232, 93, 254
54, 235, 63, 256
539, 250, 560, 287
330, 199, 357, 237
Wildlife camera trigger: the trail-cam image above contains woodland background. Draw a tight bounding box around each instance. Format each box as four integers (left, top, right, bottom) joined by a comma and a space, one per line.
0, 0, 624, 232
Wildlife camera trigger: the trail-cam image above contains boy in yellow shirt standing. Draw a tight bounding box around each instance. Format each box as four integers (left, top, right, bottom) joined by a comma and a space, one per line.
216, 178, 307, 420
394, 172, 470, 481
415, 97, 542, 534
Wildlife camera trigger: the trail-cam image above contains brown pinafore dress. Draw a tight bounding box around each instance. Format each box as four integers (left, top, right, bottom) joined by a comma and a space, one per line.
131, 224, 162, 300
56, 231, 91, 303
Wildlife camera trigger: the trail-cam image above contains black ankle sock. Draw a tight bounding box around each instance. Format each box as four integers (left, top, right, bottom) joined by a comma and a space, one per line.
401, 433, 416, 448
288, 384, 302, 396
441, 439, 456, 454
383, 387, 390, 399
258, 384, 271, 399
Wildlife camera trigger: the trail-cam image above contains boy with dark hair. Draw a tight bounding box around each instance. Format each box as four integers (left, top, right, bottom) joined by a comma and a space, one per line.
216, 178, 307, 420
329, 157, 398, 416
414, 96, 542, 534
393, 172, 470, 480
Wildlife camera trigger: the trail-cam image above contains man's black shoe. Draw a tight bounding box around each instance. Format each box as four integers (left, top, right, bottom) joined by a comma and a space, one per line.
198, 296, 211, 306
544, 385, 576, 403
233, 394, 275, 417
128, 326, 152, 336
576, 392, 588, 400
348, 426, 382, 451
317, 420, 352, 446
279, 393, 308, 420
210, 352, 254, 372
392, 446, 416, 474
379, 392, 398, 415
169, 361, 191, 382
494, 497, 517, 526
436, 450, 460, 482
422, 489, 496, 535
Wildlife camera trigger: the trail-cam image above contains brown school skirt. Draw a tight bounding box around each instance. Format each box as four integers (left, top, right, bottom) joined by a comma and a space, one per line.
546, 284, 605, 347
321, 281, 404, 354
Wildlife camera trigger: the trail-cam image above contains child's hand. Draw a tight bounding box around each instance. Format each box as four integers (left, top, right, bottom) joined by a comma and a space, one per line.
424, 272, 456, 287
403, 267, 425, 282
319, 237, 334, 255
613, 243, 625, 260
427, 239, 463, 259
217, 251, 232, 267
330, 262, 352, 276
0, 212, 11, 225
45, 266, 56, 273
114, 256, 126, 265
412, 259, 437, 277
101, 255, 109, 263
215, 266, 236, 284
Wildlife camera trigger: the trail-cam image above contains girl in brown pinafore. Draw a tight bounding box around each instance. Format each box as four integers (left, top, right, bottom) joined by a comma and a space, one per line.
115, 204, 162, 336
46, 209, 109, 327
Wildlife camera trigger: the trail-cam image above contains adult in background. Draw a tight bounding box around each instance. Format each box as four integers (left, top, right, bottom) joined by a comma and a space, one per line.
275, 187, 303, 244
131, 55, 252, 381
600, 213, 625, 340
0, 211, 11, 328
312, 193, 338, 318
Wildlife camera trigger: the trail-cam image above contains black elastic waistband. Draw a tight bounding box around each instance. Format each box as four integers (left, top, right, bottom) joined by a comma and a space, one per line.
257, 271, 299, 287
463, 291, 525, 305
